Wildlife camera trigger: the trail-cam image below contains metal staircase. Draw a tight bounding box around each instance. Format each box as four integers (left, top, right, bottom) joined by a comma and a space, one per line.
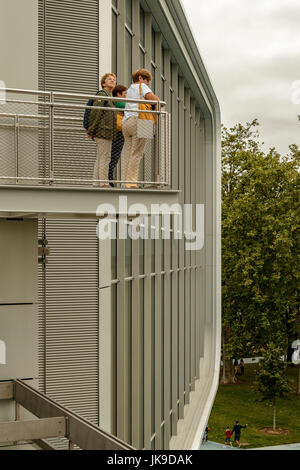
0, 380, 134, 450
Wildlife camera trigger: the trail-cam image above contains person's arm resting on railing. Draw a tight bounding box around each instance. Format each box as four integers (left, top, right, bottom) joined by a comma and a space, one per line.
145, 92, 160, 102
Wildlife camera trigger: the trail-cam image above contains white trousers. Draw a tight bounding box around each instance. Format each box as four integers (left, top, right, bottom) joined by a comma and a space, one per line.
94, 138, 112, 186
122, 118, 147, 183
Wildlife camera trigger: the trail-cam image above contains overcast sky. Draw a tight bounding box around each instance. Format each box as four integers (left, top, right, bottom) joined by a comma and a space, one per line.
181, 0, 300, 155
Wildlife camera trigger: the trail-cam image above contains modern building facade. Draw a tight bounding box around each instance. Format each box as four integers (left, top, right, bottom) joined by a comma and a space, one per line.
0, 0, 221, 450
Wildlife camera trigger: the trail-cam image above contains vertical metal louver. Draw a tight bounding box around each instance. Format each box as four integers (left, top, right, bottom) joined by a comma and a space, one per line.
39, 0, 99, 94
41, 219, 99, 423
38, 0, 100, 185
38, 0, 100, 440
39, 219, 99, 450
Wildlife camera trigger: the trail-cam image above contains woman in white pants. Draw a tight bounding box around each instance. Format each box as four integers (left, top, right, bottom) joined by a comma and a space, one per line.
122, 69, 160, 188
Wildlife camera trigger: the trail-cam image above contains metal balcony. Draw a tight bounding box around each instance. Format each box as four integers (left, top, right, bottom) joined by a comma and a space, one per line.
0, 88, 171, 189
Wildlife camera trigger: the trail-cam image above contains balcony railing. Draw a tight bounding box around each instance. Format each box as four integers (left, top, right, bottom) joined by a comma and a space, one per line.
0, 88, 171, 189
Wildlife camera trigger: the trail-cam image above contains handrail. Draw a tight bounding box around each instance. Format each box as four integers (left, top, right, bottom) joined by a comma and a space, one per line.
2, 98, 163, 114
0, 87, 166, 107
0, 87, 51, 96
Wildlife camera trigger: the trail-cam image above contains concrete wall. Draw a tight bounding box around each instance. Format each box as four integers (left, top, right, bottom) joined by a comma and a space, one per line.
0, 219, 38, 304
0, 1, 39, 185
0, 0, 38, 90
0, 219, 38, 422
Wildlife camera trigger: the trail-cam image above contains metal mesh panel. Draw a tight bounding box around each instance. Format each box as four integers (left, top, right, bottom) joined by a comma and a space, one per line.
140, 113, 171, 187
0, 114, 15, 183
53, 114, 96, 185
162, 113, 171, 187
0, 98, 38, 117
143, 140, 155, 186
38, 96, 51, 183
110, 130, 126, 187
0, 96, 40, 184
18, 120, 39, 183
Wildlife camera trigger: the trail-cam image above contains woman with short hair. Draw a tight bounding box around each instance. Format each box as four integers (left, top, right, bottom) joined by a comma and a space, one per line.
122, 69, 160, 188
88, 73, 117, 187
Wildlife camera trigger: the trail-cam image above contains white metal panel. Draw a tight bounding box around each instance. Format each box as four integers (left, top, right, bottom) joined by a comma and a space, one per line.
0, 219, 38, 304
0, 0, 38, 90
0, 305, 38, 381
99, 0, 112, 77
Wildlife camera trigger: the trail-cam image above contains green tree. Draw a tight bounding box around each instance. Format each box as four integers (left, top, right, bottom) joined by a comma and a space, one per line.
255, 343, 291, 430
221, 120, 300, 384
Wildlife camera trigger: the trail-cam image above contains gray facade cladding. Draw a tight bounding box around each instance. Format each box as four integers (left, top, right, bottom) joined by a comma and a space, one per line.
106, 0, 214, 449
0, 0, 220, 451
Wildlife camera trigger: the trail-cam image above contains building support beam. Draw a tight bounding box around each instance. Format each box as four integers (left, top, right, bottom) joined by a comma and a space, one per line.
0, 382, 14, 400
0, 417, 66, 444
0, 186, 180, 219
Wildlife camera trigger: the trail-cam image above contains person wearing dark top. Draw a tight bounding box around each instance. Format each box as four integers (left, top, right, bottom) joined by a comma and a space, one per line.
240, 359, 245, 376
109, 85, 128, 187
88, 73, 117, 188
232, 421, 248, 447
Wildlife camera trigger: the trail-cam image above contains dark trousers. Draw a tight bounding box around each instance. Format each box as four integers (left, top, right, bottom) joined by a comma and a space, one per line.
109, 131, 124, 184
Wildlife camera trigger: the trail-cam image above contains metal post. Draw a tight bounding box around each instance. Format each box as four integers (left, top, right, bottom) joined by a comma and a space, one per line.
13, 402, 20, 446
49, 92, 54, 185
164, 113, 167, 186
168, 112, 172, 187
155, 101, 161, 186
14, 115, 19, 184
15, 402, 20, 421
68, 440, 75, 450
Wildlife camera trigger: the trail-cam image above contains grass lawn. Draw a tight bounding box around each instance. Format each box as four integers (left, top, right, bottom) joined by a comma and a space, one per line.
208, 364, 300, 449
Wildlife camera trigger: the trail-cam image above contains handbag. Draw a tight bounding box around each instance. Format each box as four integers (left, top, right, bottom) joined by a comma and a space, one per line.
116, 112, 123, 132
137, 84, 156, 139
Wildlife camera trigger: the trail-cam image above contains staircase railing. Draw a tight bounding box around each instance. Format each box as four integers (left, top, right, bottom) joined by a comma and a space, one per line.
0, 380, 134, 450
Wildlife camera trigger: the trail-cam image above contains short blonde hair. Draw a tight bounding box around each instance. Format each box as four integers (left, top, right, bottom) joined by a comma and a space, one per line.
132, 69, 152, 84
101, 73, 117, 87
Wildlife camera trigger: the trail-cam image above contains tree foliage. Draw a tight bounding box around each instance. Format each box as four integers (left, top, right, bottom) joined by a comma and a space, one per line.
222, 120, 300, 367
254, 343, 292, 429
